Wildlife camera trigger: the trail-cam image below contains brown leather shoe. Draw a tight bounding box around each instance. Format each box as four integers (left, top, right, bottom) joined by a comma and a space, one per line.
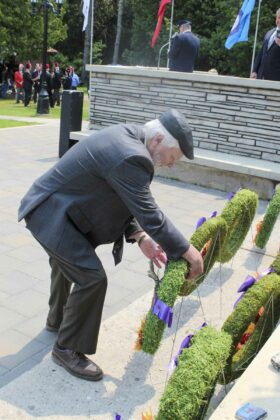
52, 342, 103, 381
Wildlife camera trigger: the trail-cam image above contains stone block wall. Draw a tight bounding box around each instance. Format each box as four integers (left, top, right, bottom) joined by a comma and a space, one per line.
87, 65, 280, 163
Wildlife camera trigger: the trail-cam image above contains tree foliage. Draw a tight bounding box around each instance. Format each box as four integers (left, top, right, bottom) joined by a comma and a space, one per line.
0, 0, 278, 77
0, 0, 66, 62
121, 0, 278, 76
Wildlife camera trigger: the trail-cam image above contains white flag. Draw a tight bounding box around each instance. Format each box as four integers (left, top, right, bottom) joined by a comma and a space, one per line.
82, 0, 90, 31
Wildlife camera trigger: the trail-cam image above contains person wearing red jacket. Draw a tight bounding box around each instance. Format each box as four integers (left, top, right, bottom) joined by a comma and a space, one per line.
14, 64, 24, 103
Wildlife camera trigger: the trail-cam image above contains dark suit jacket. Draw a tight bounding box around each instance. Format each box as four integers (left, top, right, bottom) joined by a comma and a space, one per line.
18, 124, 189, 268
253, 28, 280, 81
169, 32, 200, 73
23, 71, 33, 91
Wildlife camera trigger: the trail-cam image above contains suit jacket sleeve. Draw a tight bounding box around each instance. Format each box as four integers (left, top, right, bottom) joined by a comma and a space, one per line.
253, 42, 265, 73
169, 36, 180, 60
253, 30, 272, 73
107, 156, 190, 260
124, 218, 143, 243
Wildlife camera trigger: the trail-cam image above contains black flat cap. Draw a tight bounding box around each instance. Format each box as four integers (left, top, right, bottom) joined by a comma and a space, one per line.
159, 109, 194, 160
177, 19, 191, 27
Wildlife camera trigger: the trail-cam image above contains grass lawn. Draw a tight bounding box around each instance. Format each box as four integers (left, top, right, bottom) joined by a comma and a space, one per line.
0, 89, 89, 121
0, 119, 39, 129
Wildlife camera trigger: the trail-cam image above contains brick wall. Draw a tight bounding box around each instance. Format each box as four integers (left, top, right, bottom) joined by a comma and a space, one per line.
87, 65, 280, 163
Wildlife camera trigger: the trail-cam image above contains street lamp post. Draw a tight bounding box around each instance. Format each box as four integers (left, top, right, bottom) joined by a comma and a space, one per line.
31, 0, 63, 115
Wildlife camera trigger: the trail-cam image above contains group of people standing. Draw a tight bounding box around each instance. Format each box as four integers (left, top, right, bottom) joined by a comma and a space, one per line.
13, 62, 80, 107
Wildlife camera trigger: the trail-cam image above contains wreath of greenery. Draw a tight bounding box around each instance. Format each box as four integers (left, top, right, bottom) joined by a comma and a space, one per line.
217, 189, 258, 263
179, 216, 228, 296
271, 253, 280, 275
138, 216, 227, 354
221, 272, 280, 383
254, 186, 280, 249
138, 259, 188, 355
157, 326, 232, 420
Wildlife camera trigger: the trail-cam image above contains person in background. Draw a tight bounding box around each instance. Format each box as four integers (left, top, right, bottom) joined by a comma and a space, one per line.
62, 68, 72, 90
18, 109, 203, 382
251, 8, 280, 81
45, 63, 54, 108
32, 63, 41, 104
23, 63, 33, 107
70, 67, 79, 90
14, 63, 24, 103
53, 62, 62, 106
169, 19, 200, 73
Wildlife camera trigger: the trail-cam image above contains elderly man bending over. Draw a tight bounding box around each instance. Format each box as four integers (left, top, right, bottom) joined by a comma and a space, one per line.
18, 109, 203, 381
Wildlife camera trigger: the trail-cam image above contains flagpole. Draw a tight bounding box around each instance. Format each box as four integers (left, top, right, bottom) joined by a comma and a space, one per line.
90, 0, 94, 65
167, 0, 174, 67
89, 0, 94, 128
250, 0, 262, 75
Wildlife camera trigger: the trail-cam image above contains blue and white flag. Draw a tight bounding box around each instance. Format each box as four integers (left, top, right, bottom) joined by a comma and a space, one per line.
82, 0, 90, 31
225, 0, 256, 49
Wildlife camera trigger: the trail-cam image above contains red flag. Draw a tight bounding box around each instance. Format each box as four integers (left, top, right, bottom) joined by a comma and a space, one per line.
151, 0, 172, 48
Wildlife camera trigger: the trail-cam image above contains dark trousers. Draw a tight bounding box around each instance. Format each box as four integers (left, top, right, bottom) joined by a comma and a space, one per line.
24, 88, 32, 106
53, 88, 61, 106
45, 250, 107, 354
47, 90, 54, 108
33, 85, 40, 103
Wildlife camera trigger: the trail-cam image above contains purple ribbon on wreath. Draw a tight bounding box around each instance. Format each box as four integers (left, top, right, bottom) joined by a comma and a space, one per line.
152, 296, 173, 328
167, 322, 207, 377
227, 187, 242, 201
233, 267, 275, 308
115, 415, 121, 420
196, 211, 218, 230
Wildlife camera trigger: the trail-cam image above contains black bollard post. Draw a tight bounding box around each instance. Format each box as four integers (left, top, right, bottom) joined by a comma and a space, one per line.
58, 90, 84, 158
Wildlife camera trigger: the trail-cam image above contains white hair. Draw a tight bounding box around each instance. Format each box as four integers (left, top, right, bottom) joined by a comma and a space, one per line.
144, 119, 179, 148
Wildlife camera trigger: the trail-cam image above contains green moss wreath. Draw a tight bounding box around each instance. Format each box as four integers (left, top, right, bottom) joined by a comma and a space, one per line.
271, 253, 280, 274
138, 259, 188, 354
255, 186, 280, 249
221, 272, 280, 383
217, 189, 258, 263
179, 216, 228, 296
157, 326, 232, 420
138, 216, 227, 354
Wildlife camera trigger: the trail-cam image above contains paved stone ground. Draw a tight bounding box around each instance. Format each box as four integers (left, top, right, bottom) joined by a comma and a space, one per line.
0, 116, 279, 418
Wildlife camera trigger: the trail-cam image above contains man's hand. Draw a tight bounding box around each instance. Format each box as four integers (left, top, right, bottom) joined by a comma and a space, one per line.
183, 244, 204, 280
134, 232, 167, 268
250, 72, 257, 79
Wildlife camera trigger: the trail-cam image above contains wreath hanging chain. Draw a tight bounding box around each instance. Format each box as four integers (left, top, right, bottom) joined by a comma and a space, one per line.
192, 229, 220, 322
164, 296, 185, 390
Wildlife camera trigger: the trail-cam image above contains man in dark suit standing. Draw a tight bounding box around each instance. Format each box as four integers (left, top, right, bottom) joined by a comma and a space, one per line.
18, 109, 203, 381
169, 19, 200, 73
23, 63, 33, 107
251, 8, 280, 81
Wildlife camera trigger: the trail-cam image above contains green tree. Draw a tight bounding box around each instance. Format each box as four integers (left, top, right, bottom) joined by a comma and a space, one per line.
120, 0, 277, 77
0, 0, 66, 63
